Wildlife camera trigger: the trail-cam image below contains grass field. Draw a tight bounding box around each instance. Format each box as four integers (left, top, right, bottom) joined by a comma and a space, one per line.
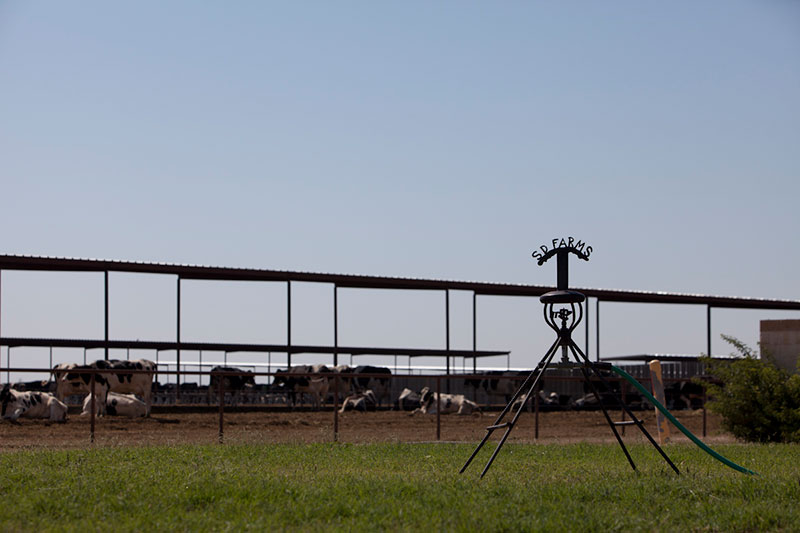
0, 442, 798, 532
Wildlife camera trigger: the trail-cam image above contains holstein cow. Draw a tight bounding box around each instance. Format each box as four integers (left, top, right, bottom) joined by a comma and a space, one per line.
413, 386, 481, 415
0, 385, 68, 422
82, 391, 147, 418
95, 359, 157, 415
208, 366, 256, 405
330, 365, 354, 402
273, 365, 331, 409
339, 390, 377, 413
471, 370, 530, 404
53, 363, 111, 413
396, 388, 422, 411
352, 365, 392, 407
54, 359, 156, 416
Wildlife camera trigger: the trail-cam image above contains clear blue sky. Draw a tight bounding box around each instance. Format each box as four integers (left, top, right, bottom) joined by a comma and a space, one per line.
1, 2, 798, 380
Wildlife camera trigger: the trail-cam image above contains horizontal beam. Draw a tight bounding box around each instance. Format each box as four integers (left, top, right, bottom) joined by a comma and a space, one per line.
1, 254, 799, 310
0, 337, 509, 359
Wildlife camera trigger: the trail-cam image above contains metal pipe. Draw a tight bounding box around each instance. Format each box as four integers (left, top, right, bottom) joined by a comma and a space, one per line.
218, 370, 224, 444
585, 296, 590, 359
287, 281, 291, 368
104, 271, 109, 361
596, 299, 600, 361
176, 277, 181, 397
436, 376, 441, 441
90, 373, 96, 444
707, 304, 711, 357
333, 373, 339, 442
445, 290, 450, 393
334, 285, 338, 367
472, 292, 477, 373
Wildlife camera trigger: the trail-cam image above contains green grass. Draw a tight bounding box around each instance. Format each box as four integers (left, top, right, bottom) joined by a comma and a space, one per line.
0, 442, 798, 532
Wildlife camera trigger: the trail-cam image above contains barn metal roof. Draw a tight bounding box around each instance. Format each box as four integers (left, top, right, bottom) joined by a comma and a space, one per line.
1, 254, 799, 310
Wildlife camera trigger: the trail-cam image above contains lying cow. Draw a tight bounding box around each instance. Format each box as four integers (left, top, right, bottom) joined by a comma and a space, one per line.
273, 365, 331, 409
339, 390, 377, 413
413, 386, 481, 415
54, 359, 156, 416
351, 365, 391, 407
53, 362, 111, 413
396, 388, 421, 411
0, 385, 68, 422
82, 391, 147, 418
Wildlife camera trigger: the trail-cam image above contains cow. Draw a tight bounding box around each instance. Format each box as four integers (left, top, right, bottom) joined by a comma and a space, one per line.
94, 359, 157, 415
467, 370, 530, 404
0, 385, 68, 422
53, 363, 111, 413
351, 365, 392, 407
208, 366, 256, 405
512, 390, 561, 412
396, 388, 422, 411
413, 386, 481, 415
330, 365, 355, 402
273, 365, 331, 409
82, 391, 147, 417
54, 359, 156, 416
11, 380, 55, 393
339, 390, 377, 413
664, 380, 705, 410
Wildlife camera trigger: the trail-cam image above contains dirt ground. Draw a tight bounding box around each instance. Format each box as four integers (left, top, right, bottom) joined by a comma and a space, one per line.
0, 407, 734, 451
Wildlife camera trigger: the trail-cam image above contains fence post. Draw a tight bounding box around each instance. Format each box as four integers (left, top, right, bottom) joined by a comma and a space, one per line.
90, 372, 96, 444
333, 373, 339, 442
218, 372, 224, 444
620, 379, 627, 436
436, 376, 441, 441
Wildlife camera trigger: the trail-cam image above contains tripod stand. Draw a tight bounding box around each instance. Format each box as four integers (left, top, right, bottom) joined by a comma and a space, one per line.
460, 245, 680, 478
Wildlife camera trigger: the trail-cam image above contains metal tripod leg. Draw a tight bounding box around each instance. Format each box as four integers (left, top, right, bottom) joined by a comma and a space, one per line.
459, 337, 561, 476
568, 342, 680, 475
575, 360, 637, 471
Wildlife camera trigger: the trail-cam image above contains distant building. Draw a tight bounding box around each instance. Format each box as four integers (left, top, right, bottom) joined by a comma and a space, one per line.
760, 320, 800, 374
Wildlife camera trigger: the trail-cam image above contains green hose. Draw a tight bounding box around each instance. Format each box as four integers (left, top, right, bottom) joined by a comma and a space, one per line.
610, 365, 757, 476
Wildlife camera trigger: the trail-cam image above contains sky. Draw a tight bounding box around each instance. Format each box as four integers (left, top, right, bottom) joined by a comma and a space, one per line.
1, 2, 799, 383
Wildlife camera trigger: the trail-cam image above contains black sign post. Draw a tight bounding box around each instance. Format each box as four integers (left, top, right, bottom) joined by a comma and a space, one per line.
460, 240, 679, 478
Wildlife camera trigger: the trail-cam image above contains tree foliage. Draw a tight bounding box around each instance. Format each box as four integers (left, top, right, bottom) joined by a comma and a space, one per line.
701, 335, 800, 443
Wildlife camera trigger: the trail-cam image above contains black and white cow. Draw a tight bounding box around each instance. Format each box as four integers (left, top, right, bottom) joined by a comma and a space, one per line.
396, 388, 422, 411
351, 366, 392, 407
273, 365, 331, 409
0, 385, 68, 422
82, 391, 147, 418
94, 359, 157, 415
413, 386, 481, 415
466, 370, 531, 404
208, 366, 256, 405
53, 363, 111, 413
339, 390, 377, 413
54, 359, 156, 416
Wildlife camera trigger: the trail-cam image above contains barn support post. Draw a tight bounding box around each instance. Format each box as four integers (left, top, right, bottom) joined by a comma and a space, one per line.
287, 281, 291, 368
436, 375, 441, 441
6, 347, 10, 383
49, 346, 52, 371
472, 292, 477, 373
595, 299, 600, 361
706, 304, 711, 357
585, 297, 590, 359
445, 290, 450, 393
218, 371, 224, 444
104, 271, 109, 361
90, 372, 96, 444
176, 276, 181, 399
334, 284, 339, 368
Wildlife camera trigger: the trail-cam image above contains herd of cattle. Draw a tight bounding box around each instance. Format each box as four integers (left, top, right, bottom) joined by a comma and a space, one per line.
0, 360, 706, 423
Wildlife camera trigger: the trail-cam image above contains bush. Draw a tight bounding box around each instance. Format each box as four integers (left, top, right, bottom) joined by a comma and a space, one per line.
701, 335, 800, 443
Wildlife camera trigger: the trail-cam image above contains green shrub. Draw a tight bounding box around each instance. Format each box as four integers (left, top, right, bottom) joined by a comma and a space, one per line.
701, 335, 800, 443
